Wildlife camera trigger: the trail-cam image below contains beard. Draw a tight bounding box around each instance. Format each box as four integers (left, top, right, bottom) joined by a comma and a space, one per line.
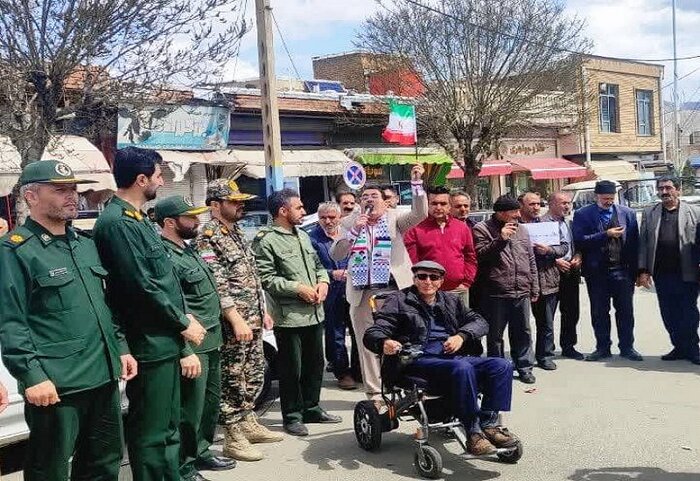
144, 184, 158, 201
175, 221, 198, 240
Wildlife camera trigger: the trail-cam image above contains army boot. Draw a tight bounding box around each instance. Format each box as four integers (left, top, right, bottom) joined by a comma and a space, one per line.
240, 412, 284, 443
223, 423, 264, 461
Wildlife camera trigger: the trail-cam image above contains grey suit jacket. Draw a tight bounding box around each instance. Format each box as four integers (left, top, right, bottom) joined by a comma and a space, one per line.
331, 192, 428, 307
638, 200, 699, 282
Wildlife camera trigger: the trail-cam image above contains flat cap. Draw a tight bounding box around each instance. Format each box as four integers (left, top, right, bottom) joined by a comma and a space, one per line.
19, 160, 97, 186
493, 195, 521, 212
594, 180, 617, 194
411, 260, 446, 274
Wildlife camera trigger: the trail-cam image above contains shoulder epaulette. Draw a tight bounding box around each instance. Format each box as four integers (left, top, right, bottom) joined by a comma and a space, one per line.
3, 227, 33, 248
253, 227, 272, 243
122, 209, 143, 221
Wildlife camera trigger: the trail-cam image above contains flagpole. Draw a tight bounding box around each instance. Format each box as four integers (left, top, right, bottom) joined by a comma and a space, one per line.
413, 105, 419, 164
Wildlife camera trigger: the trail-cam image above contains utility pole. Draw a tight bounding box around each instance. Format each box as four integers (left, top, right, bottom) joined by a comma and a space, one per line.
255, 0, 284, 195
672, 0, 681, 172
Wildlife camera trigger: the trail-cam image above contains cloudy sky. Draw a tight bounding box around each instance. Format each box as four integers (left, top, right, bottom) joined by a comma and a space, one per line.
230, 0, 700, 103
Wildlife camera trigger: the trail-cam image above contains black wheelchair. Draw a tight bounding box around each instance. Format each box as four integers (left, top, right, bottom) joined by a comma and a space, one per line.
352, 294, 523, 479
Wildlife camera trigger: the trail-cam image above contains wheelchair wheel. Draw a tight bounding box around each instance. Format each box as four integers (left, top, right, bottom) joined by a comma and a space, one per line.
354, 401, 382, 451
414, 445, 443, 479
496, 440, 523, 464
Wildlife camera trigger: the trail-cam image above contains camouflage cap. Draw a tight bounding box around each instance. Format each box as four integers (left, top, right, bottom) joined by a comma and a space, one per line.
206, 178, 256, 202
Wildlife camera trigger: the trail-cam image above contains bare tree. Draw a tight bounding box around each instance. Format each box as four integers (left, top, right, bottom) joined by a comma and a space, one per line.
0, 0, 248, 165
357, 0, 591, 196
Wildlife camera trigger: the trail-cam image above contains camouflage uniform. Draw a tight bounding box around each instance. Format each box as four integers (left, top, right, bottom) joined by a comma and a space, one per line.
195, 191, 265, 426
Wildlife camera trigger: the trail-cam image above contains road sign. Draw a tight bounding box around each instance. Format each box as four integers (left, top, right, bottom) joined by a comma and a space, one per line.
343, 161, 366, 190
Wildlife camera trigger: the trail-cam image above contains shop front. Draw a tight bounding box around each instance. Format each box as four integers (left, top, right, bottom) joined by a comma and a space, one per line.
346, 147, 453, 205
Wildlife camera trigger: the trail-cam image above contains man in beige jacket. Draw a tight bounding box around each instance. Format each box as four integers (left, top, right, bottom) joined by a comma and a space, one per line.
331, 165, 427, 400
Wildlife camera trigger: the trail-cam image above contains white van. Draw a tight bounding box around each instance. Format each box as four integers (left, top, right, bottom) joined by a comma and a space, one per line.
563, 179, 657, 211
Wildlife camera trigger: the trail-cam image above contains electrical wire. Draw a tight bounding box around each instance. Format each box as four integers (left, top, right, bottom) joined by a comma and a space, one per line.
271, 10, 302, 80
398, 0, 700, 63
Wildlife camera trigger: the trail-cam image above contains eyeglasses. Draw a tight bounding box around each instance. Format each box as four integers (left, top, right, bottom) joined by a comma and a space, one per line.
415, 273, 443, 281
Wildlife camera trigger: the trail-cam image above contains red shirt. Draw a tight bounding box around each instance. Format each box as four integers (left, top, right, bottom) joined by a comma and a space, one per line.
404, 216, 477, 290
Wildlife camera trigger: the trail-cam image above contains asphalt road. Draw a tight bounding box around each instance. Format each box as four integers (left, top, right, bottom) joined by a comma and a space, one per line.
4, 285, 700, 481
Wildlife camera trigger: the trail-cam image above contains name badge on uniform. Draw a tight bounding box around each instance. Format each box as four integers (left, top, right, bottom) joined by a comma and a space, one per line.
49, 267, 69, 278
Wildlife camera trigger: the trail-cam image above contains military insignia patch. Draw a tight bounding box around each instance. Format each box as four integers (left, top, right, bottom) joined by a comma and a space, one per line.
204, 229, 214, 237
124, 210, 135, 218
221, 226, 229, 235
134, 211, 143, 221
9, 234, 24, 243
40, 233, 51, 242
200, 249, 216, 263
55, 162, 72, 177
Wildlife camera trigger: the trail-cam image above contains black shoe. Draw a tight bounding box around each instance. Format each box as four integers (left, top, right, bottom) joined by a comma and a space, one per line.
283, 421, 309, 436
620, 349, 643, 361
561, 348, 585, 360
689, 357, 700, 365
518, 371, 536, 384
194, 456, 236, 471
537, 359, 557, 371
304, 409, 342, 424
585, 350, 612, 361
661, 349, 684, 361
192, 473, 212, 481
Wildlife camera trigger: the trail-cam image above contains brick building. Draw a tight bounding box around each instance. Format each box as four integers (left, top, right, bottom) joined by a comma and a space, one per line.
572, 55, 667, 172
312, 51, 424, 97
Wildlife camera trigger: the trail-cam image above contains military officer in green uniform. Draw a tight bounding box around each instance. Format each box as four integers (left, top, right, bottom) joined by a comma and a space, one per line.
153, 196, 237, 481
252, 188, 341, 436
93, 147, 207, 481
0, 160, 138, 481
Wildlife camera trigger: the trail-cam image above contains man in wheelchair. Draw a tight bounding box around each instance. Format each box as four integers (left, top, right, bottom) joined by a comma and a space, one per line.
364, 260, 518, 456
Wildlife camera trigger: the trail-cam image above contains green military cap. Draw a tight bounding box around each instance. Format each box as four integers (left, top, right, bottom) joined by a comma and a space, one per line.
19, 160, 97, 186
154, 195, 209, 222
206, 178, 256, 202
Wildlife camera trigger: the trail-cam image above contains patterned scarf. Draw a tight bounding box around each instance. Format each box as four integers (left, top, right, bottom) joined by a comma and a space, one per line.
350, 215, 392, 288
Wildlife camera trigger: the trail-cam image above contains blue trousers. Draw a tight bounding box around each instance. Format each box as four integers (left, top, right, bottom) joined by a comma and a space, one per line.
585, 269, 635, 352
405, 355, 513, 428
654, 274, 700, 358
323, 295, 361, 379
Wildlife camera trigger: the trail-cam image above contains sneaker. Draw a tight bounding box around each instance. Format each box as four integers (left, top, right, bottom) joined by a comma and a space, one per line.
239, 412, 283, 444
619, 349, 643, 361
585, 349, 612, 362
661, 349, 684, 361
483, 426, 519, 448
518, 371, 536, 384
337, 374, 357, 390
466, 432, 497, 456
537, 359, 557, 370
223, 424, 264, 461
561, 348, 585, 360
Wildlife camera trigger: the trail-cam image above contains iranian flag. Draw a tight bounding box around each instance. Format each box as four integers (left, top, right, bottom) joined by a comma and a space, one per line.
382, 101, 416, 145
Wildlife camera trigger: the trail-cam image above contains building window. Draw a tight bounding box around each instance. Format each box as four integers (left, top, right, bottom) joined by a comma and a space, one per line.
636, 90, 653, 136
599, 83, 619, 133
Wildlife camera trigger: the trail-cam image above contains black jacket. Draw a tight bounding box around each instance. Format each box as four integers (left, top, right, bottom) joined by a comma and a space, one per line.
364, 286, 488, 357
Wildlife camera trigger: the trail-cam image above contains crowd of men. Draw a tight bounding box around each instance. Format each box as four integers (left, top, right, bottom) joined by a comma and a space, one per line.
1, 147, 699, 480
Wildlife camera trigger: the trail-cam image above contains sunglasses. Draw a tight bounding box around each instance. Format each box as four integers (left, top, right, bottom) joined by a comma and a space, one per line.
415, 273, 443, 281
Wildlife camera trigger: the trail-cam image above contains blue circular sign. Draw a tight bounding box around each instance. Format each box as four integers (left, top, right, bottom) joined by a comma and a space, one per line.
343, 161, 366, 190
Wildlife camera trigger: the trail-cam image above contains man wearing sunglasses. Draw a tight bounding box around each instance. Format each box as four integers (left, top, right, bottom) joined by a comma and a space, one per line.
364, 261, 517, 456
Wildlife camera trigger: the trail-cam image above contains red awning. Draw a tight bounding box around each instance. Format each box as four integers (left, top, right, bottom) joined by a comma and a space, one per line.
508, 158, 587, 180
447, 160, 514, 179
